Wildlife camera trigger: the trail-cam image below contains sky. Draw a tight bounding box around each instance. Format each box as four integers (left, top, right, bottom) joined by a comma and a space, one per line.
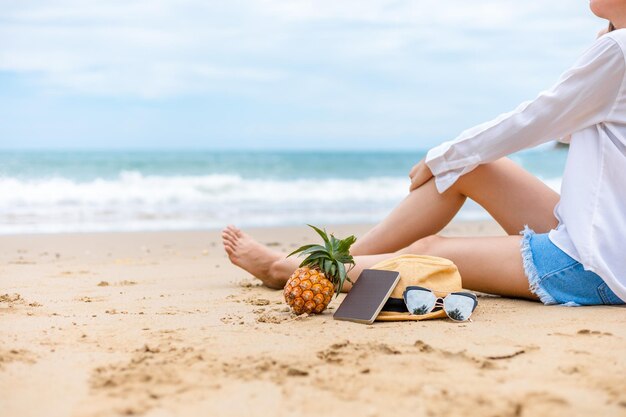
0, 0, 609, 150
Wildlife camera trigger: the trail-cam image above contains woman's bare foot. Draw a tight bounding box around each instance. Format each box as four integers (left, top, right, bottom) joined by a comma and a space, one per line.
221, 225, 286, 289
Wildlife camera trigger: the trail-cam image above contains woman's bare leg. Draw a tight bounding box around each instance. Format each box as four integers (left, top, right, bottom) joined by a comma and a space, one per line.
264, 234, 535, 300
224, 157, 557, 295
349, 176, 466, 255
351, 157, 560, 256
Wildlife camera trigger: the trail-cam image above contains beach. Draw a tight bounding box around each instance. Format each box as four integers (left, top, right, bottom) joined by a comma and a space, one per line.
2, 1, 620, 415
2, 220, 625, 417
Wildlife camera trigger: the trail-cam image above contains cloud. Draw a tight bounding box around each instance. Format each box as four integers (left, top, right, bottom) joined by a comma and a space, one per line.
0, 0, 608, 148
0, 0, 603, 97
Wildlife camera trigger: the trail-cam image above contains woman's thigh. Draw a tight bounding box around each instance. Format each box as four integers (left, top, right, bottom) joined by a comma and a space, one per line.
451, 158, 560, 235
406, 234, 537, 300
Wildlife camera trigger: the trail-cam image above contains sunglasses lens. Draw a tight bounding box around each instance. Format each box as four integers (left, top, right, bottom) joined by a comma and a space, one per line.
405, 289, 437, 315
443, 294, 476, 321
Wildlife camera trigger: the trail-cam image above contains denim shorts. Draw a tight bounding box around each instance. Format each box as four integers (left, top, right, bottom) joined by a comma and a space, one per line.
520, 226, 625, 306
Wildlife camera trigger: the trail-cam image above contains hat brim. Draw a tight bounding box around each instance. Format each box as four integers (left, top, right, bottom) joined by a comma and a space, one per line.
375, 309, 447, 321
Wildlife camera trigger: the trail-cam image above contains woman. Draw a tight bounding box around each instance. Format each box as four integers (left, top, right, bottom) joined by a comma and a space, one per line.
223, 2, 626, 306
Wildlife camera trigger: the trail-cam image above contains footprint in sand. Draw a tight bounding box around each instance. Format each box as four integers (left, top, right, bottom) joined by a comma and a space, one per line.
91, 343, 208, 415
413, 340, 498, 370
512, 392, 569, 416
220, 356, 311, 382
316, 340, 401, 364
0, 348, 37, 369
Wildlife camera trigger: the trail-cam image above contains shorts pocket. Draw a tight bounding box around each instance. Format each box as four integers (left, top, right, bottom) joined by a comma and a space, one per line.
537, 263, 584, 305
597, 282, 625, 306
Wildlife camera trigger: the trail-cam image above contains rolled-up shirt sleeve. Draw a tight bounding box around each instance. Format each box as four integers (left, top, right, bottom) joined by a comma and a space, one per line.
425, 35, 625, 193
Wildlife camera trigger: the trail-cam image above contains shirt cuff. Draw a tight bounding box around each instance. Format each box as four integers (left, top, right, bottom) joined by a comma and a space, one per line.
424, 142, 451, 177
433, 173, 457, 194
425, 143, 482, 193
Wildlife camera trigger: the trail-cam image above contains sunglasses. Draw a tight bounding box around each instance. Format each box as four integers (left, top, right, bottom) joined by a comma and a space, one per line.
403, 286, 478, 322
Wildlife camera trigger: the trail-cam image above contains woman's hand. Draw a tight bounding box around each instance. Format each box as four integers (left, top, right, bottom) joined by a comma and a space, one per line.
408, 159, 434, 192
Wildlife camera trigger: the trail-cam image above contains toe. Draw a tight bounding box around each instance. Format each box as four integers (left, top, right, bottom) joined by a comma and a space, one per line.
224, 226, 238, 236
227, 224, 243, 237
225, 226, 239, 236
223, 241, 236, 255
222, 239, 237, 251
222, 230, 238, 243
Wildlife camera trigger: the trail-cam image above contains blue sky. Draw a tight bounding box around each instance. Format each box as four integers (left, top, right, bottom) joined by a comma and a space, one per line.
0, 1, 609, 150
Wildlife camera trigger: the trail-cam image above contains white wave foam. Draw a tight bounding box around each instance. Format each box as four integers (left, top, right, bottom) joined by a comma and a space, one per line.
0, 172, 563, 234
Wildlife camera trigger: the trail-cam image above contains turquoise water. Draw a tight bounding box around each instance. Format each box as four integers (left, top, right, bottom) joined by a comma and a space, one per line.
0, 147, 568, 233
0, 148, 568, 181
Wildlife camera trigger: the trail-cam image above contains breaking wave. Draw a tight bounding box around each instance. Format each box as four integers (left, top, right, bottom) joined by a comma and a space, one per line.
0, 171, 562, 234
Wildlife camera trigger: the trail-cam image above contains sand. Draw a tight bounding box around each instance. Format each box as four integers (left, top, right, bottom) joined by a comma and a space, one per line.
1, 220, 625, 417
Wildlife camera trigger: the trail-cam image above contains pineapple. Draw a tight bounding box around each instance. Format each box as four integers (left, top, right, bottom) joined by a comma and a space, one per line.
283, 225, 356, 314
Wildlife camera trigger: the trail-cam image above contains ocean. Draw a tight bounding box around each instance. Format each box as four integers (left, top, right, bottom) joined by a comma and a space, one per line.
0, 147, 567, 234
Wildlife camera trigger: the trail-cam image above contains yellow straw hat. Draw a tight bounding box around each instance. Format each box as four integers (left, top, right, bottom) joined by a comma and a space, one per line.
373, 254, 464, 321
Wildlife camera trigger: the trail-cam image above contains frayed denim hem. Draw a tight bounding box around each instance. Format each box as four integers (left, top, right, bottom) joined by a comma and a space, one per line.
519, 225, 558, 305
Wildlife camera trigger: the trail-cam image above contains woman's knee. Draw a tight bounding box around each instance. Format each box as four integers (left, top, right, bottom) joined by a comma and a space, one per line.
450, 157, 511, 194
405, 234, 444, 255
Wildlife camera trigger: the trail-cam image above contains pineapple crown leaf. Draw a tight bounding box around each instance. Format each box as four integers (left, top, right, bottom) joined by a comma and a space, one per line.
337, 235, 356, 253
308, 223, 331, 246
335, 262, 347, 293
286, 244, 326, 258
287, 225, 356, 298
328, 234, 340, 252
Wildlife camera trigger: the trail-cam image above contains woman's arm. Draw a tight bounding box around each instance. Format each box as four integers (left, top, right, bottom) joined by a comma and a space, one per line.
424, 34, 625, 194
557, 27, 612, 145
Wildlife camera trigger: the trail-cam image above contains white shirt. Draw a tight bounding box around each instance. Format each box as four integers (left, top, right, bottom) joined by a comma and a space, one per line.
425, 29, 626, 302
